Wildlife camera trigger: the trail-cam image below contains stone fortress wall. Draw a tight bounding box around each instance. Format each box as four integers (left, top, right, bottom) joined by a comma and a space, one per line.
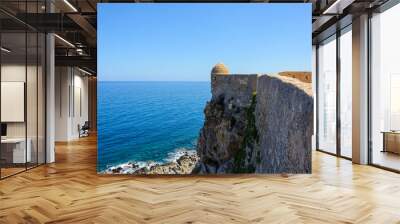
211, 74, 258, 108
196, 63, 313, 174
255, 75, 313, 173
211, 70, 311, 100
278, 71, 312, 83
210, 69, 311, 110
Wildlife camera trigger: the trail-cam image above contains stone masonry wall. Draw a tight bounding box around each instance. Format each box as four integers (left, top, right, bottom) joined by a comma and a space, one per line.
196, 74, 313, 174
278, 71, 312, 83
255, 75, 313, 173
211, 74, 258, 107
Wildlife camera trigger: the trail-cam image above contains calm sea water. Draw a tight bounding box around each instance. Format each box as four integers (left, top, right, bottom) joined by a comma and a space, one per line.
97, 81, 210, 172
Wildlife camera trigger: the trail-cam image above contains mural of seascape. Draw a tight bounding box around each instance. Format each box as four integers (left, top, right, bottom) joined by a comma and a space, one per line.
98, 4, 312, 174
98, 82, 210, 173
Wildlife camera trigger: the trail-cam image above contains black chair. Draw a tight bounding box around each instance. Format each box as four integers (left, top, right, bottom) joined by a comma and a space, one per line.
79, 121, 90, 138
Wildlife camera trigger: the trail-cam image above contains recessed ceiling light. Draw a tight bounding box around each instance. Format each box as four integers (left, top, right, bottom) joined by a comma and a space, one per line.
323, 0, 355, 15
54, 34, 75, 48
78, 67, 93, 76
63, 0, 78, 12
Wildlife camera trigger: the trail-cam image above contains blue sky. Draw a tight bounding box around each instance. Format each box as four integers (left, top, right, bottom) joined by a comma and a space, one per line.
98, 4, 311, 81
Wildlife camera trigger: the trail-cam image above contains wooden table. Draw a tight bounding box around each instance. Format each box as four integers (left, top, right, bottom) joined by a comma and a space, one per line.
381, 131, 400, 154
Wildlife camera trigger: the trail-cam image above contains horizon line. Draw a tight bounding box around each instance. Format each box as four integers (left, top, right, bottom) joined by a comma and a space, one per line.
98, 80, 211, 82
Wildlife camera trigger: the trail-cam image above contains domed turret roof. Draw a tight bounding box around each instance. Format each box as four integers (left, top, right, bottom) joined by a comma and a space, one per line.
211, 63, 229, 75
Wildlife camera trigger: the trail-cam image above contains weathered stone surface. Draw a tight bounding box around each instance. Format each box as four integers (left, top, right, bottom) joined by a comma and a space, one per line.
255, 75, 313, 173
196, 75, 258, 174
278, 71, 312, 83
211, 74, 258, 107
196, 73, 313, 174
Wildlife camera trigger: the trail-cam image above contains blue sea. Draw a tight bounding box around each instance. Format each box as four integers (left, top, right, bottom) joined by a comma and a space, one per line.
97, 81, 210, 172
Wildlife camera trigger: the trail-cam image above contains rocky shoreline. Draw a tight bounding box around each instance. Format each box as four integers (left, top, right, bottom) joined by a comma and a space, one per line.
102, 152, 199, 175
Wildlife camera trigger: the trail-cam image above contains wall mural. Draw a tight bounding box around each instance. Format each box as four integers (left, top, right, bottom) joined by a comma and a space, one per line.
97, 3, 313, 175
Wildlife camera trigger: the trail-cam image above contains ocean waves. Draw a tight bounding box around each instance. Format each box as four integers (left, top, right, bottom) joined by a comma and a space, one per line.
100, 147, 198, 174
97, 81, 210, 172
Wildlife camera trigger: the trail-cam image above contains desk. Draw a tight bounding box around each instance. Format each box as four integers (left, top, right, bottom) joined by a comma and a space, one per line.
1, 138, 31, 163
382, 131, 400, 154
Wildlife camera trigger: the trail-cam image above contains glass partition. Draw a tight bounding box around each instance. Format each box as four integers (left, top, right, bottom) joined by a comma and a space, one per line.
1, 31, 28, 177
0, 1, 46, 179
317, 35, 337, 154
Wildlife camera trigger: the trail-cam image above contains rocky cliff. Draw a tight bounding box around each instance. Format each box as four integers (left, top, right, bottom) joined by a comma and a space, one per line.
195, 73, 313, 174
195, 75, 258, 173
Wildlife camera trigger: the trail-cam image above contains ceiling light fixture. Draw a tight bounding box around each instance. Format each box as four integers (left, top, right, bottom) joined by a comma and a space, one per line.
76, 48, 84, 55
63, 0, 78, 12
78, 67, 93, 76
54, 34, 75, 48
323, 0, 355, 15
1, 47, 11, 53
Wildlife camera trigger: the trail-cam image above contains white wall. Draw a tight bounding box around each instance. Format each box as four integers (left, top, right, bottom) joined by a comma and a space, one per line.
55, 66, 70, 141
55, 67, 89, 141
70, 73, 89, 139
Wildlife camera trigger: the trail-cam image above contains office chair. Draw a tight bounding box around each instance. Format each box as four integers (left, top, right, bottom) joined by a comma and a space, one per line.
79, 121, 90, 138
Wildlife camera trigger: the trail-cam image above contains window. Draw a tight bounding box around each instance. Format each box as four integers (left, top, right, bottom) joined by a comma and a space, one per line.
370, 2, 400, 171
339, 27, 352, 158
317, 35, 337, 154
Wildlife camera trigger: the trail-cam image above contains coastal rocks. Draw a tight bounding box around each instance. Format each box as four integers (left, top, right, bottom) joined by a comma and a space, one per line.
102, 152, 199, 175
196, 73, 313, 174
135, 154, 199, 175
109, 162, 139, 174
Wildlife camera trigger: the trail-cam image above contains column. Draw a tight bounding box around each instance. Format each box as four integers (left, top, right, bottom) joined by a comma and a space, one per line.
352, 14, 369, 164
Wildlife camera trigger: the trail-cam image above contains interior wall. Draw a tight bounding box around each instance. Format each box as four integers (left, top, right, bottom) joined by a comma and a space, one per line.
55, 66, 70, 141
88, 77, 97, 132
55, 66, 89, 141
71, 72, 89, 138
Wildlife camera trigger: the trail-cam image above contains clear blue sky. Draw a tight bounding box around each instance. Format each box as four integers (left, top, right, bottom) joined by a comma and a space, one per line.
98, 3, 311, 81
